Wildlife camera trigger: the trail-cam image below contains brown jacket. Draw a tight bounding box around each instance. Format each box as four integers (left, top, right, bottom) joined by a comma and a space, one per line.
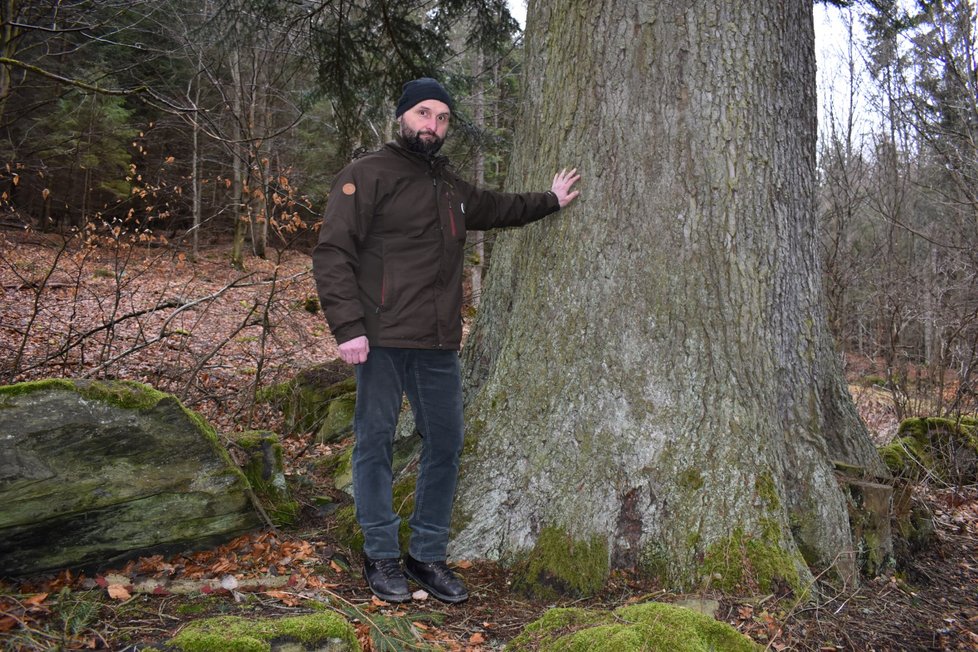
312, 137, 560, 350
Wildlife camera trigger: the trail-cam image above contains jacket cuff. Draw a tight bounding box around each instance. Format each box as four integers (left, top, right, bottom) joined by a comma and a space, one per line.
545, 190, 560, 211
333, 323, 367, 346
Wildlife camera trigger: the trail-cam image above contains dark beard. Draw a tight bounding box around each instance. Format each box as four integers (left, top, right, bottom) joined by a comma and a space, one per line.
402, 129, 444, 157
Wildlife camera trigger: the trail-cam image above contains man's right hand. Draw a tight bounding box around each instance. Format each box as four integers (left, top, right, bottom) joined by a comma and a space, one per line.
338, 335, 370, 365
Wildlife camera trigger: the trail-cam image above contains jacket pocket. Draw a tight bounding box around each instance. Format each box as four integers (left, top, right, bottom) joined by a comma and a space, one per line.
358, 236, 385, 313
445, 191, 466, 242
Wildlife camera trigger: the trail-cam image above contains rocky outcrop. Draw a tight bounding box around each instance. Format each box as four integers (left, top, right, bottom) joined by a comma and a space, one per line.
0, 379, 262, 576
258, 360, 356, 443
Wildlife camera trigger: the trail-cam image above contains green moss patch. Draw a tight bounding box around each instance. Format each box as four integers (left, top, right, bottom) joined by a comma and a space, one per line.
878, 436, 932, 481
505, 602, 757, 652
167, 612, 359, 652
331, 474, 416, 554
332, 504, 363, 552
316, 391, 357, 444
257, 361, 355, 436
884, 416, 978, 485
698, 527, 806, 597
0, 378, 166, 411
319, 447, 353, 491
511, 526, 609, 600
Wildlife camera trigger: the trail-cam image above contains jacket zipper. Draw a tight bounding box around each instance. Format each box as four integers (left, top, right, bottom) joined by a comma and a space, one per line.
432, 170, 458, 238
432, 170, 447, 348
446, 192, 457, 238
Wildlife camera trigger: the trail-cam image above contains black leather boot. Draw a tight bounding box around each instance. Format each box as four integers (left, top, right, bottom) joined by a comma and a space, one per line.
363, 557, 411, 603
403, 554, 469, 603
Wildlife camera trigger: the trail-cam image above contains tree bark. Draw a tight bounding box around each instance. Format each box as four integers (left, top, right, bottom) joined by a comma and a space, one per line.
453, 0, 887, 592
229, 34, 247, 270
470, 49, 486, 308
0, 0, 21, 126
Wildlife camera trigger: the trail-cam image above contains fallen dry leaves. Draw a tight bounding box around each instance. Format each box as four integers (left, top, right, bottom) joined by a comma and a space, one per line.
2, 234, 977, 651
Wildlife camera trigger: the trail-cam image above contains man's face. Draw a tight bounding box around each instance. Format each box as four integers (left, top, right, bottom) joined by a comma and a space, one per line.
399, 99, 451, 156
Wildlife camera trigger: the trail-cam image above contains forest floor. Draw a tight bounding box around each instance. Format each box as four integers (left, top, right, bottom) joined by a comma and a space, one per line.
1, 233, 976, 651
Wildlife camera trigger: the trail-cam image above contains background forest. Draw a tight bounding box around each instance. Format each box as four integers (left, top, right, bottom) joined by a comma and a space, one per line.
816, 0, 977, 423
1, 0, 526, 419
0, 0, 977, 650
1, 0, 975, 421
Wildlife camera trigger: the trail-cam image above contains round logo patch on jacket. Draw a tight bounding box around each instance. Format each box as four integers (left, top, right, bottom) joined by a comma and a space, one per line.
342, 183, 356, 195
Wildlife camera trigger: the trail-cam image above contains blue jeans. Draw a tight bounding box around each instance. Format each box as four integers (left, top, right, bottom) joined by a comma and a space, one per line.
352, 347, 464, 562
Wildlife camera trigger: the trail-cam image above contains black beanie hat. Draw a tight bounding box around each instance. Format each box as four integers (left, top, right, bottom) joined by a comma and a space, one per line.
395, 77, 455, 118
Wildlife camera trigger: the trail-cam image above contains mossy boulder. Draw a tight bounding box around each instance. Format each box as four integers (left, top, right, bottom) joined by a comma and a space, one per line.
332, 474, 417, 553
233, 431, 299, 526
881, 417, 978, 485
318, 447, 353, 491
511, 526, 609, 600
505, 602, 758, 651
0, 379, 261, 575
164, 612, 359, 652
316, 391, 357, 444
870, 417, 978, 569
319, 430, 422, 495
258, 361, 355, 441
878, 436, 933, 481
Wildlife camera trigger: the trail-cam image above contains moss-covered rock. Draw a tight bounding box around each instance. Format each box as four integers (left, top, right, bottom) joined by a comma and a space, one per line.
331, 474, 417, 554
505, 602, 758, 651
332, 504, 363, 553
878, 436, 932, 481
233, 431, 299, 526
0, 379, 261, 576
875, 416, 978, 568
511, 526, 609, 600
884, 416, 978, 485
166, 612, 359, 652
320, 447, 353, 491
316, 391, 357, 444
257, 361, 355, 437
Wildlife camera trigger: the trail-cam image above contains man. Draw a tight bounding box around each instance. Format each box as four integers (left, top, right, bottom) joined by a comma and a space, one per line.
312, 77, 580, 604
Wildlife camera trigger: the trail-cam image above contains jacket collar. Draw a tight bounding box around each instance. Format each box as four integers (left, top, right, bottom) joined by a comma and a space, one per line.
390, 135, 450, 171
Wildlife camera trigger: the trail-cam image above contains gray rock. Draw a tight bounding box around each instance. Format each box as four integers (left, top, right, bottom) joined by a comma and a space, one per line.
0, 379, 262, 576
258, 360, 354, 438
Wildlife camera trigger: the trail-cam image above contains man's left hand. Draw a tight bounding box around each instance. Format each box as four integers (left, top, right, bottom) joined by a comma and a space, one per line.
551, 168, 582, 208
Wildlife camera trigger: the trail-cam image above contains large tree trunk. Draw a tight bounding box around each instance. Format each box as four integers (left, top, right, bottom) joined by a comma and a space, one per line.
453, 0, 888, 593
